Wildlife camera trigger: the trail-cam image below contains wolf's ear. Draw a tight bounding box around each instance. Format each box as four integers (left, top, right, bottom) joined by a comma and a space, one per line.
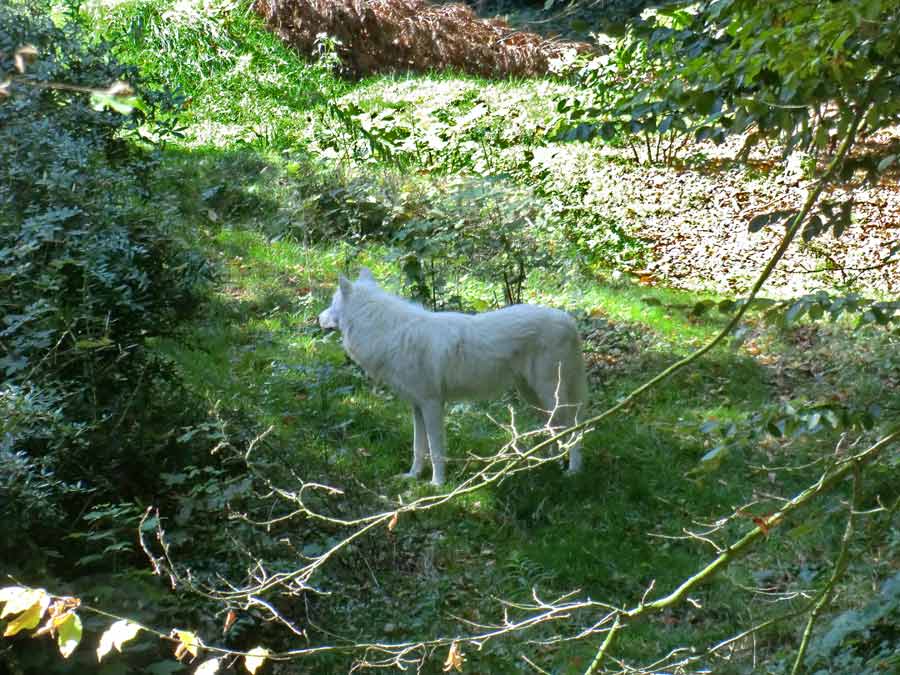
358, 267, 375, 282
339, 276, 353, 297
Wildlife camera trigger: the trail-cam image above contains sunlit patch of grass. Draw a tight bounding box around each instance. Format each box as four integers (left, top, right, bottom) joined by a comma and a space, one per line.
91, 0, 346, 148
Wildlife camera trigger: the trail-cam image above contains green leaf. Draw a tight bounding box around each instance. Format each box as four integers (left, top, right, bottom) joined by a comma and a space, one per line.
89, 92, 141, 115
876, 154, 896, 172
3, 593, 49, 637
748, 209, 797, 233
74, 337, 114, 350
693, 445, 727, 474
57, 612, 82, 658
785, 300, 807, 324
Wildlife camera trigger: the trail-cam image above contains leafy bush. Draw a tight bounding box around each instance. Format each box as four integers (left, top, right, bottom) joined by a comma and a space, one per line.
0, 1, 212, 556
95, 0, 345, 147
554, 1, 900, 167
281, 164, 564, 306
803, 572, 900, 675
386, 178, 559, 306
322, 91, 544, 174
550, 7, 713, 164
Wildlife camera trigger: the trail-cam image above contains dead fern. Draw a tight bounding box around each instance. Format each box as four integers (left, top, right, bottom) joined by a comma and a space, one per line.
252, 0, 588, 78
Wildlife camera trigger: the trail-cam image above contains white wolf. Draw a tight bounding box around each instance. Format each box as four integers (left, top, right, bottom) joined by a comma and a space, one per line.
318, 269, 587, 485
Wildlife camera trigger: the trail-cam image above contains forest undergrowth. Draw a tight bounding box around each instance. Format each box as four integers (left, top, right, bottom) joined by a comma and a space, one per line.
2, 1, 898, 674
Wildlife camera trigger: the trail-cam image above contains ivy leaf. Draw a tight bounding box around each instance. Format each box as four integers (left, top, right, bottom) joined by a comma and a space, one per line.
244, 646, 270, 674
56, 612, 82, 658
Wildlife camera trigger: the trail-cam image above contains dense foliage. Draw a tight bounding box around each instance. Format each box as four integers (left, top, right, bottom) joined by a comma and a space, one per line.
556, 0, 900, 167
0, 2, 211, 566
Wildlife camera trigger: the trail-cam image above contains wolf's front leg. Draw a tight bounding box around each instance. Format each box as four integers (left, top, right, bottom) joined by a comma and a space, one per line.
419, 400, 446, 485
406, 404, 429, 478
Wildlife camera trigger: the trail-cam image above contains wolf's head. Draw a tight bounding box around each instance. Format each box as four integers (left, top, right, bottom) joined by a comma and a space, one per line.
318, 268, 376, 331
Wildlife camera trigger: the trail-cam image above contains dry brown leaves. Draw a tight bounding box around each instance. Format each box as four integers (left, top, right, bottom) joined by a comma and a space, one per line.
252, 0, 588, 78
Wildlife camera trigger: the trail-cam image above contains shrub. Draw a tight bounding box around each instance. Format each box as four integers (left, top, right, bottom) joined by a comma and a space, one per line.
0, 1, 212, 555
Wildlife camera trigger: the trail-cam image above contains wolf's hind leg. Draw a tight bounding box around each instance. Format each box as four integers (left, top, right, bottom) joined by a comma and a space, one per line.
531, 360, 583, 474
406, 404, 429, 478
419, 400, 446, 486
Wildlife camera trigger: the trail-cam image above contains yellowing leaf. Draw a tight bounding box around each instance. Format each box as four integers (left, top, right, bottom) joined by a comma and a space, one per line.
195, 657, 222, 674
97, 619, 142, 661
388, 512, 399, 532
0, 587, 48, 619
3, 601, 45, 637
244, 646, 270, 674
443, 641, 464, 672
173, 629, 200, 661
56, 612, 82, 658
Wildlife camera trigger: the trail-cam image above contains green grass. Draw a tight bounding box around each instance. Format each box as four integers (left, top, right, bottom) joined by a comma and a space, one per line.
147, 212, 895, 670
92, 0, 347, 147
75, 1, 900, 672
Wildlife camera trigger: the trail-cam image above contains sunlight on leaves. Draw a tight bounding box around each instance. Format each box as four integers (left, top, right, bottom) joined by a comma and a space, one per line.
97, 619, 142, 661
3, 601, 46, 637
1, 587, 50, 637
173, 629, 201, 661
0, 587, 49, 619
244, 646, 270, 674
195, 657, 222, 674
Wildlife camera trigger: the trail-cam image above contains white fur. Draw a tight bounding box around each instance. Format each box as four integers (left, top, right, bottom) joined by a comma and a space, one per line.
318, 269, 587, 485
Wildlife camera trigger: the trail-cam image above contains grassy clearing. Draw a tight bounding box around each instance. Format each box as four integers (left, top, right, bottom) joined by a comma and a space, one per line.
150, 206, 895, 670
77, 0, 900, 671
